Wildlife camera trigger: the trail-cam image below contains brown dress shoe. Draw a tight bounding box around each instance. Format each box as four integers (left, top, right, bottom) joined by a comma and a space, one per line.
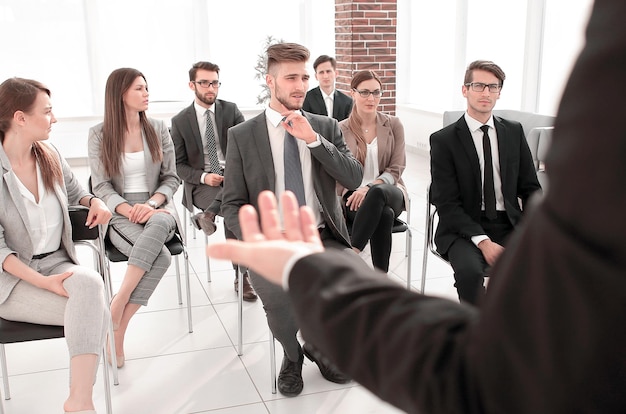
234, 272, 258, 301
191, 211, 217, 236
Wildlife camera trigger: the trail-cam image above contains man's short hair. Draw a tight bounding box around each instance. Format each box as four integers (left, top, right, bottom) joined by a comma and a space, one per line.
266, 43, 310, 76
464, 60, 506, 87
189, 62, 220, 82
313, 55, 337, 71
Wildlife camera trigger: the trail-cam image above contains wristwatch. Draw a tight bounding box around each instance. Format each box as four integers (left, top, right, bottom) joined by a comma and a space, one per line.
147, 200, 158, 209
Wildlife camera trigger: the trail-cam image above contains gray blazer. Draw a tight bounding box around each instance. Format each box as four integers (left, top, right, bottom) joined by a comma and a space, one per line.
170, 100, 245, 211
0, 143, 90, 304
88, 118, 182, 230
221, 111, 363, 246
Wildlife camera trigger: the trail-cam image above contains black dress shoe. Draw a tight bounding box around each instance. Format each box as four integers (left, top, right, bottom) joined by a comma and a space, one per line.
234, 272, 258, 302
191, 211, 217, 236
277, 352, 304, 397
303, 343, 351, 384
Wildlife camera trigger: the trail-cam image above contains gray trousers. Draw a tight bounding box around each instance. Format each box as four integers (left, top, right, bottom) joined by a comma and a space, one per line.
250, 234, 351, 362
0, 249, 109, 357
109, 192, 176, 306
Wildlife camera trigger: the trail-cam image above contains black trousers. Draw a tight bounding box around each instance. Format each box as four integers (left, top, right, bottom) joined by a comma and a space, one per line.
344, 184, 404, 272
447, 212, 513, 306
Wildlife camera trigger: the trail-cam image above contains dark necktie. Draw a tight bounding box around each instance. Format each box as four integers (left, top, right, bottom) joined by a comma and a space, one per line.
284, 129, 306, 206
205, 109, 222, 175
481, 125, 497, 220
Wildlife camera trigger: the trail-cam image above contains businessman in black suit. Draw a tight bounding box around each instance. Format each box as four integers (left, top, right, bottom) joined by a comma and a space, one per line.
302, 55, 353, 121
170, 61, 257, 301
430, 60, 541, 306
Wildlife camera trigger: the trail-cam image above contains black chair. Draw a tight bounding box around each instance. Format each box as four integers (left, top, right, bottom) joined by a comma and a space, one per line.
0, 206, 114, 413
103, 229, 193, 334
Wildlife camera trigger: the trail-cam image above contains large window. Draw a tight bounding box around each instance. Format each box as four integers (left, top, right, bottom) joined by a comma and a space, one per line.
0, 0, 335, 118
397, 0, 593, 115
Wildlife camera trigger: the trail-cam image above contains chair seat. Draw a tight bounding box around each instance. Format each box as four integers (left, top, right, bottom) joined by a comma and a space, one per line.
0, 319, 64, 344
105, 236, 184, 262
391, 218, 408, 233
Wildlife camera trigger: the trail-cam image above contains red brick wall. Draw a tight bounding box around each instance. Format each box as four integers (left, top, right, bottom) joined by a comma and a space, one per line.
335, 0, 397, 115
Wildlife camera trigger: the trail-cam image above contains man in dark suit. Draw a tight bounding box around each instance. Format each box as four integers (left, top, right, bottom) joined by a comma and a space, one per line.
302, 55, 353, 121
430, 60, 541, 306
170, 61, 257, 301
220, 43, 362, 397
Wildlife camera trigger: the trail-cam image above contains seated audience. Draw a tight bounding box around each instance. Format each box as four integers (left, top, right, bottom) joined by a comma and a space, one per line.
207, 1, 626, 411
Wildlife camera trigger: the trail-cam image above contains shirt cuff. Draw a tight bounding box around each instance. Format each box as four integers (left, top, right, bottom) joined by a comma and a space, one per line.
306, 134, 322, 148
281, 247, 317, 291
471, 234, 490, 246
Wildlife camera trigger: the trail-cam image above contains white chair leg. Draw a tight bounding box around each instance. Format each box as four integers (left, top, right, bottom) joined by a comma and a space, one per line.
269, 332, 277, 394
0, 344, 10, 400
406, 227, 413, 290
237, 267, 243, 355
175, 256, 183, 305
101, 347, 113, 414
184, 248, 193, 333
205, 234, 211, 283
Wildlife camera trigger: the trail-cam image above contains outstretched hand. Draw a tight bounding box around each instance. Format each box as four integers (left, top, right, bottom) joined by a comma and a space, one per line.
206, 191, 324, 286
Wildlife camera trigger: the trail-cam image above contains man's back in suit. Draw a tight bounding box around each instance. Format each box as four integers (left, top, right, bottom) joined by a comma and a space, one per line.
430, 61, 541, 305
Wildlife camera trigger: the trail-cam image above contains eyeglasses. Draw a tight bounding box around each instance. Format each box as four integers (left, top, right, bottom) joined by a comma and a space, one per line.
193, 80, 221, 89
465, 82, 502, 93
353, 89, 382, 98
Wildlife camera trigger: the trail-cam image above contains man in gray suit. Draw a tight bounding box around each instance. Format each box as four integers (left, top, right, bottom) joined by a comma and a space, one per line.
302, 55, 353, 121
170, 61, 257, 301
221, 42, 363, 397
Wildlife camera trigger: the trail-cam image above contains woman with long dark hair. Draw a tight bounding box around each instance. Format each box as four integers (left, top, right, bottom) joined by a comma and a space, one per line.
88, 68, 180, 368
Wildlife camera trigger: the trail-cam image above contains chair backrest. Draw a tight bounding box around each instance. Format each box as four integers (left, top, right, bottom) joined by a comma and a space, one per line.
442, 109, 555, 137
526, 126, 554, 170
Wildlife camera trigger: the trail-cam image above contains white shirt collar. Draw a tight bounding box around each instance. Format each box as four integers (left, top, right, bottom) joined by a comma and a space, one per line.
194, 101, 215, 118
265, 106, 302, 128
464, 112, 494, 132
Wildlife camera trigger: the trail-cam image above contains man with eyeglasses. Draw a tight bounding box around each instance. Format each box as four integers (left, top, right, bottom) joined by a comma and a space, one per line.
429, 60, 541, 306
302, 55, 353, 121
170, 61, 258, 301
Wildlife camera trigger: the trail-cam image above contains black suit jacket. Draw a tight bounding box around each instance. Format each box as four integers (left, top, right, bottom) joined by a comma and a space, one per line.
170, 100, 244, 211
430, 115, 541, 255
302, 86, 353, 122
221, 111, 362, 245
285, 1, 626, 412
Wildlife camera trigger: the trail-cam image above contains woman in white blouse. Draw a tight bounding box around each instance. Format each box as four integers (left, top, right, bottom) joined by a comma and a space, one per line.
88, 68, 181, 369
0, 77, 112, 414
338, 70, 408, 273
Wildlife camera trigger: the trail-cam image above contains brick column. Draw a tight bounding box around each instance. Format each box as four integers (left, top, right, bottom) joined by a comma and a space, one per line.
335, 0, 397, 115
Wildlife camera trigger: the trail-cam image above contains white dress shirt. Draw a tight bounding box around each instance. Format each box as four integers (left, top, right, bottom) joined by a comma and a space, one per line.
265, 106, 323, 227
15, 163, 63, 255
321, 89, 334, 118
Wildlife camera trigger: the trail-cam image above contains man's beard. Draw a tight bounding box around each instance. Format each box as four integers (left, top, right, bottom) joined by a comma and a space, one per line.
196, 90, 216, 106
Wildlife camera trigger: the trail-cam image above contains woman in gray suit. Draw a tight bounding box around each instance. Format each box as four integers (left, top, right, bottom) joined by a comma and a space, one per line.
338, 70, 408, 273
88, 68, 180, 368
0, 77, 112, 414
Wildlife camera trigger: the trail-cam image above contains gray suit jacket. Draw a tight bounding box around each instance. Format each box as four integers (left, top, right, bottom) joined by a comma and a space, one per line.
170, 100, 245, 211
221, 111, 363, 246
0, 143, 90, 304
302, 87, 353, 122
88, 118, 182, 230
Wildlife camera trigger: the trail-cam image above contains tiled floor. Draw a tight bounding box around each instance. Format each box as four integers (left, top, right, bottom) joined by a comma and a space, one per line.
0, 149, 459, 414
